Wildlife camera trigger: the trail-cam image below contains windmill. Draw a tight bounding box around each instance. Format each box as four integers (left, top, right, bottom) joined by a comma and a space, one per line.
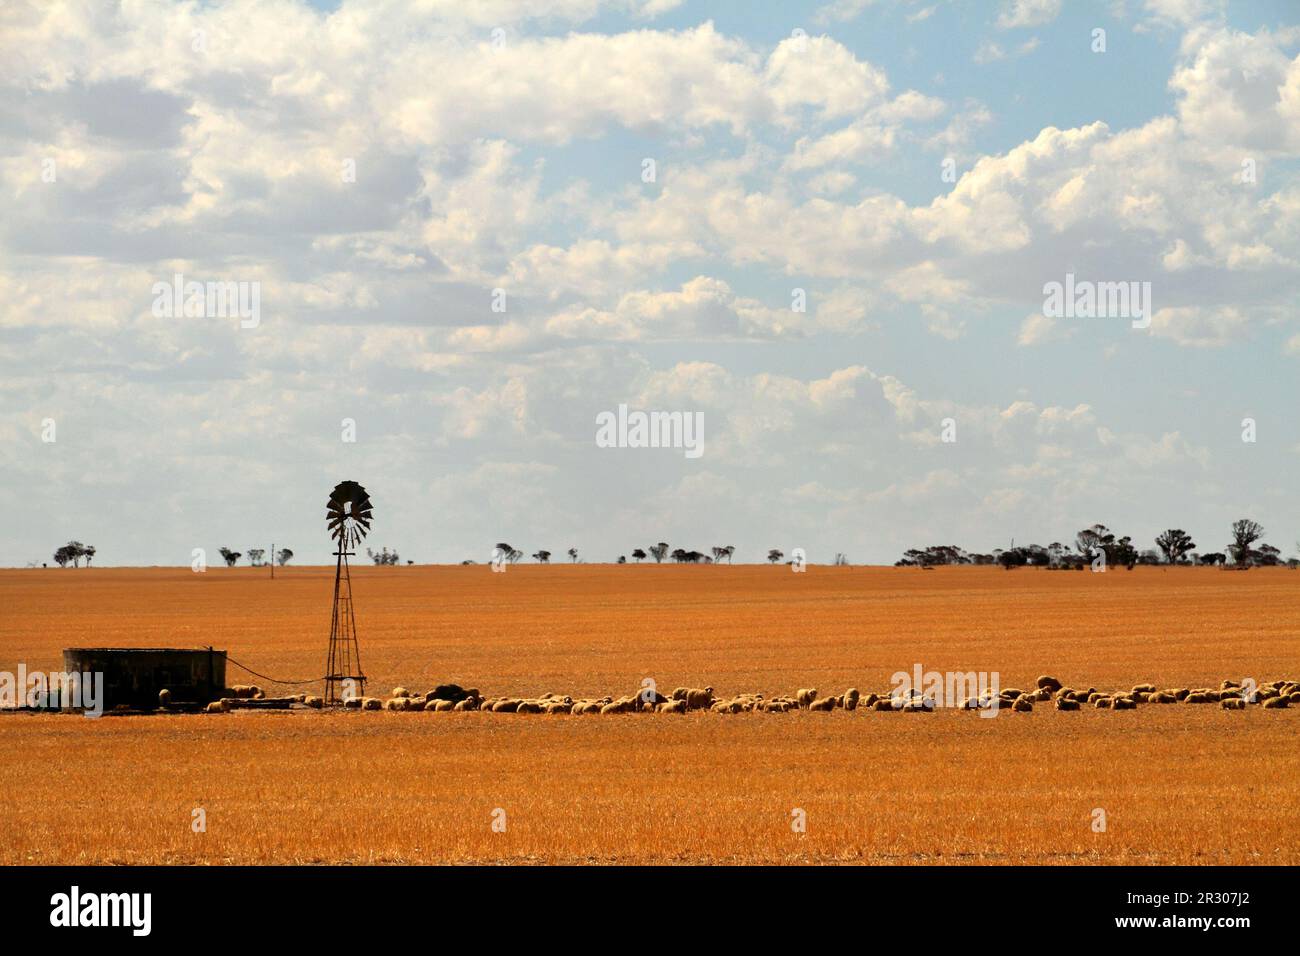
324, 480, 372, 705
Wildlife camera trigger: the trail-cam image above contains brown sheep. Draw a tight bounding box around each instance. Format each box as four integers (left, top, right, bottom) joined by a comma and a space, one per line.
1221, 698, 1246, 710
516, 700, 543, 714
1112, 696, 1136, 710
435, 699, 455, 712
1132, 692, 1151, 703
544, 701, 572, 714
1036, 675, 1062, 692
809, 696, 836, 712
796, 688, 818, 708
205, 700, 228, 713
1184, 692, 1212, 704
684, 687, 714, 710
1055, 697, 1079, 711
871, 698, 896, 712
361, 697, 382, 710
1149, 691, 1177, 703
843, 688, 861, 711
1262, 696, 1289, 709
657, 700, 686, 714
1011, 696, 1033, 713
1094, 696, 1113, 709
391, 686, 409, 699
1132, 683, 1157, 695
304, 695, 323, 709
491, 699, 520, 713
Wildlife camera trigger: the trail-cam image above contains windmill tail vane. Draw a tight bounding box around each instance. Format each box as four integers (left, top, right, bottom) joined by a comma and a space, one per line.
324, 480, 372, 705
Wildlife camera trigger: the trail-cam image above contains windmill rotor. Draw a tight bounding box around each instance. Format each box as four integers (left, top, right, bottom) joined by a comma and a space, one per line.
326, 480, 373, 550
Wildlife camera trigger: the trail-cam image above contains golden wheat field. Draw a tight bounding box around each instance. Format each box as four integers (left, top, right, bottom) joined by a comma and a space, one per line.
1, 564, 1297, 865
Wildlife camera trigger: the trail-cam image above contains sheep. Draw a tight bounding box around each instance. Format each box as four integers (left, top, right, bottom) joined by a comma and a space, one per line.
1055, 697, 1080, 711
491, 699, 520, 713
795, 688, 818, 708
1262, 696, 1289, 710
1133, 692, 1150, 703
1036, 675, 1062, 692
544, 701, 572, 714
1183, 691, 1213, 704
361, 697, 382, 710
683, 687, 714, 710
1112, 696, 1137, 710
304, 695, 323, 709
227, 684, 262, 699
657, 700, 686, 714
1034, 687, 1053, 702
516, 700, 543, 714
1132, 683, 1157, 695
842, 688, 861, 711
391, 686, 409, 699
205, 700, 228, 714
1221, 698, 1246, 710
453, 696, 480, 712
1011, 696, 1033, 713
1094, 696, 1113, 709
871, 698, 896, 712
434, 699, 455, 712
1149, 691, 1177, 704
809, 696, 836, 712
1220, 679, 1241, 691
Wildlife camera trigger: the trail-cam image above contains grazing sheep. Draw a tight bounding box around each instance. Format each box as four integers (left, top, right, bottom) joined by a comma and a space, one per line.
1055, 697, 1079, 711
1034, 687, 1053, 702
343, 697, 362, 709
516, 700, 543, 714
452, 696, 479, 712
227, 684, 262, 699
1094, 696, 1113, 709
809, 696, 836, 712
1289, 691, 1300, 704
657, 700, 686, 714
1133, 692, 1150, 703
1132, 683, 1156, 695
1011, 696, 1033, 712
1112, 696, 1137, 710
1001, 688, 1024, 700
1183, 692, 1211, 704
361, 697, 382, 710
543, 701, 572, 714
1221, 698, 1246, 710
304, 696, 323, 708
843, 688, 861, 711
423, 700, 442, 711
1149, 691, 1177, 704
796, 688, 818, 708
205, 700, 228, 713
434, 699, 455, 712
1172, 688, 1191, 701
906, 698, 937, 713
1220, 679, 1241, 691
1036, 675, 1062, 692
1262, 696, 1289, 709
871, 698, 897, 712
391, 686, 409, 699
491, 699, 520, 713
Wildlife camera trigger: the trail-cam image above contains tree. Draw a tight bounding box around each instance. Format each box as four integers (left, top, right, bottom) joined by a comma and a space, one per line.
532, 550, 551, 563
82, 545, 95, 567
248, 548, 265, 567
567, 547, 578, 563
649, 542, 670, 563
509, 548, 523, 564
1229, 519, 1264, 567
1155, 529, 1195, 565
366, 546, 400, 566
52, 546, 71, 568
1200, 552, 1226, 566
631, 548, 646, 563
767, 549, 784, 564
722, 545, 735, 564
218, 547, 240, 567
617, 555, 627, 564
276, 548, 294, 566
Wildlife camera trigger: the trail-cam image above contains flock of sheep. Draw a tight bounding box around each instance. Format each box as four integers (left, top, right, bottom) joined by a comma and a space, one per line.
201, 676, 1300, 714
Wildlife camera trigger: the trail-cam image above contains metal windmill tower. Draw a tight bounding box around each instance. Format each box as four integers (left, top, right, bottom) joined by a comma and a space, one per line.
324, 480, 372, 705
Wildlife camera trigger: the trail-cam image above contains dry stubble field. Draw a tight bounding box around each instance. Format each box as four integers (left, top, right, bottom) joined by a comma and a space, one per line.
1, 564, 1297, 865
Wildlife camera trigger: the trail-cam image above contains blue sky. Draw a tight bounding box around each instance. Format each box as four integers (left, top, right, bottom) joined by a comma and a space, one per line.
2, 0, 1298, 566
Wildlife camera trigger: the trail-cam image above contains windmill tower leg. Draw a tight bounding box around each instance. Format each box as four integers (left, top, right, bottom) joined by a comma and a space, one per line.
325, 548, 366, 704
